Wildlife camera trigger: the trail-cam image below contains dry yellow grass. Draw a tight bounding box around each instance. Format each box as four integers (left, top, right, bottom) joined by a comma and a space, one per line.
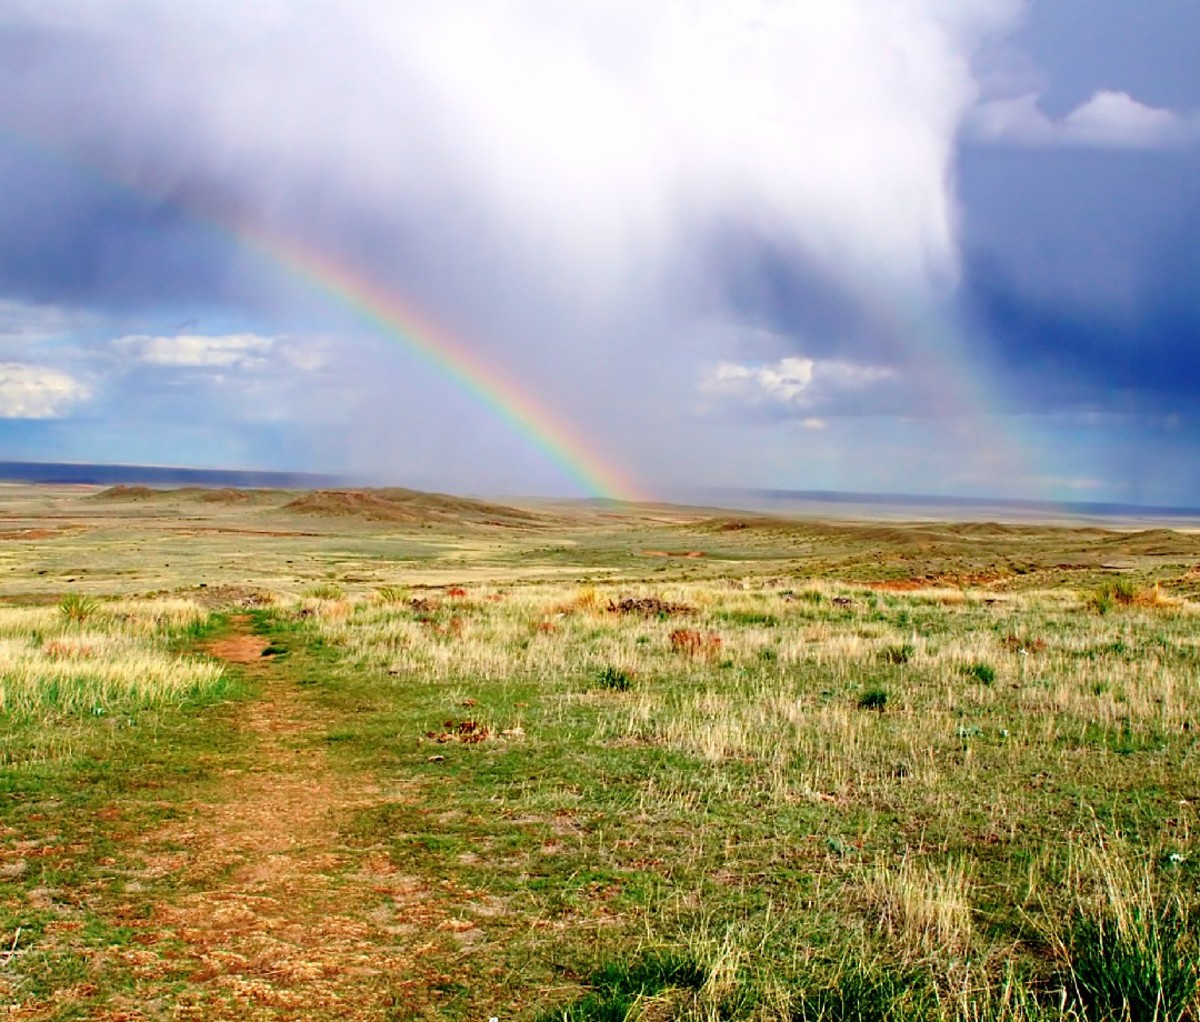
0, 598, 223, 715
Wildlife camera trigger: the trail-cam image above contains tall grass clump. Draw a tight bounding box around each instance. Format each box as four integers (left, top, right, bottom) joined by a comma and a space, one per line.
1066, 901, 1198, 1021
59, 592, 100, 623
863, 856, 975, 958
1051, 842, 1199, 1022
1088, 580, 1139, 616
596, 665, 634, 692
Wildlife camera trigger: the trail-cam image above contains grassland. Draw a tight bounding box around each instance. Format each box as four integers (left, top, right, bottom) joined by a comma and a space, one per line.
0, 483, 1198, 1020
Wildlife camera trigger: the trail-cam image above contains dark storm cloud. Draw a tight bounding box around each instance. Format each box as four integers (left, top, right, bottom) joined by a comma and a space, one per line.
0, 159, 235, 309
958, 143, 1200, 412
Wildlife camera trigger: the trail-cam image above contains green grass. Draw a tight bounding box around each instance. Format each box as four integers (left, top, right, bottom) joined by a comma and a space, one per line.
263, 575, 1199, 1019
2, 485, 1200, 1018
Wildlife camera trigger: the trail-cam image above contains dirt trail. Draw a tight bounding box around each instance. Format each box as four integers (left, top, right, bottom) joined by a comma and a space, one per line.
97, 617, 449, 1020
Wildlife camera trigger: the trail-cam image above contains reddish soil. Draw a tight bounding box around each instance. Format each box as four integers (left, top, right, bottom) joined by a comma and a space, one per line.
0, 527, 81, 541
202, 631, 273, 664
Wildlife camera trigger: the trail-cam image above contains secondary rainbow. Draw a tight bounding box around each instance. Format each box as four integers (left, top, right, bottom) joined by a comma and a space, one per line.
235, 225, 643, 502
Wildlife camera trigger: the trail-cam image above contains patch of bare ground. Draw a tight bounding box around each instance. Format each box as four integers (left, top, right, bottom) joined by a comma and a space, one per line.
30, 618, 452, 1020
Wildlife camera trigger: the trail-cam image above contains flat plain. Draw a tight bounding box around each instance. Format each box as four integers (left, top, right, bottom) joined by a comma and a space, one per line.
1, 483, 1198, 1021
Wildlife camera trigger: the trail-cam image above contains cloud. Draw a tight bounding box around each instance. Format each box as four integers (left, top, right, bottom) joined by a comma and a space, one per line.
968, 90, 1198, 149
0, 363, 91, 418
0, 2, 1032, 490
699, 355, 896, 417
1, 3, 1019, 320
113, 332, 275, 369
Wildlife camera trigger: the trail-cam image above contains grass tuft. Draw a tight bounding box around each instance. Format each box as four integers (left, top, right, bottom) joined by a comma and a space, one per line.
596, 665, 634, 692
58, 593, 99, 623
858, 687, 889, 711
543, 951, 707, 1022
964, 662, 997, 686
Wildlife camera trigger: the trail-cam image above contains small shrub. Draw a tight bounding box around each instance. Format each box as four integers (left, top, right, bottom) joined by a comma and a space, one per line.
375, 585, 409, 603
596, 666, 634, 692
881, 643, 914, 665
963, 662, 997, 685
858, 688, 889, 711
59, 593, 99, 623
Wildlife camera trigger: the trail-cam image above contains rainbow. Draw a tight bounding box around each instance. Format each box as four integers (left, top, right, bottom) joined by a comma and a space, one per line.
3, 129, 643, 502
233, 225, 643, 502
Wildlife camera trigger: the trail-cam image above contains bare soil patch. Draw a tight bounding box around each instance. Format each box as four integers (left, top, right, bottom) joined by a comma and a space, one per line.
202, 630, 273, 664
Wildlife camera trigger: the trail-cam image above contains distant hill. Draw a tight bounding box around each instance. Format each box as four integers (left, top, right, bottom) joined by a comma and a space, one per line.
283, 488, 550, 527
0, 461, 344, 488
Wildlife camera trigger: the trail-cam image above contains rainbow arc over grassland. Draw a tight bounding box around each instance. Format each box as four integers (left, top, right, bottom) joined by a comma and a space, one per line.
236, 227, 643, 502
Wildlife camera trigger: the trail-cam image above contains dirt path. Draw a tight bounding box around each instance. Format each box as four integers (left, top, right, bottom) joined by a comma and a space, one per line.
96, 617, 451, 1020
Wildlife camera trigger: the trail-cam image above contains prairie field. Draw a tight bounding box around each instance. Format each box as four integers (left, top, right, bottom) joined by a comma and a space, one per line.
1, 483, 1198, 1021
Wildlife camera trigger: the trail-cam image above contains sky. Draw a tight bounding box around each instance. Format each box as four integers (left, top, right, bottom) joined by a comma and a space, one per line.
0, 1, 1197, 505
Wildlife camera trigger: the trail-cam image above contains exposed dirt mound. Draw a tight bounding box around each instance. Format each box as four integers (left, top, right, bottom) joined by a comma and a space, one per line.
92, 484, 159, 500
284, 488, 548, 527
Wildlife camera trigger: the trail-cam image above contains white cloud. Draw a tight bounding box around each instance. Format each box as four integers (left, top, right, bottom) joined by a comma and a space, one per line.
1062, 91, 1194, 148
16, 2, 1023, 304
0, 363, 91, 418
699, 355, 895, 413
968, 90, 1198, 149
113, 333, 275, 368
